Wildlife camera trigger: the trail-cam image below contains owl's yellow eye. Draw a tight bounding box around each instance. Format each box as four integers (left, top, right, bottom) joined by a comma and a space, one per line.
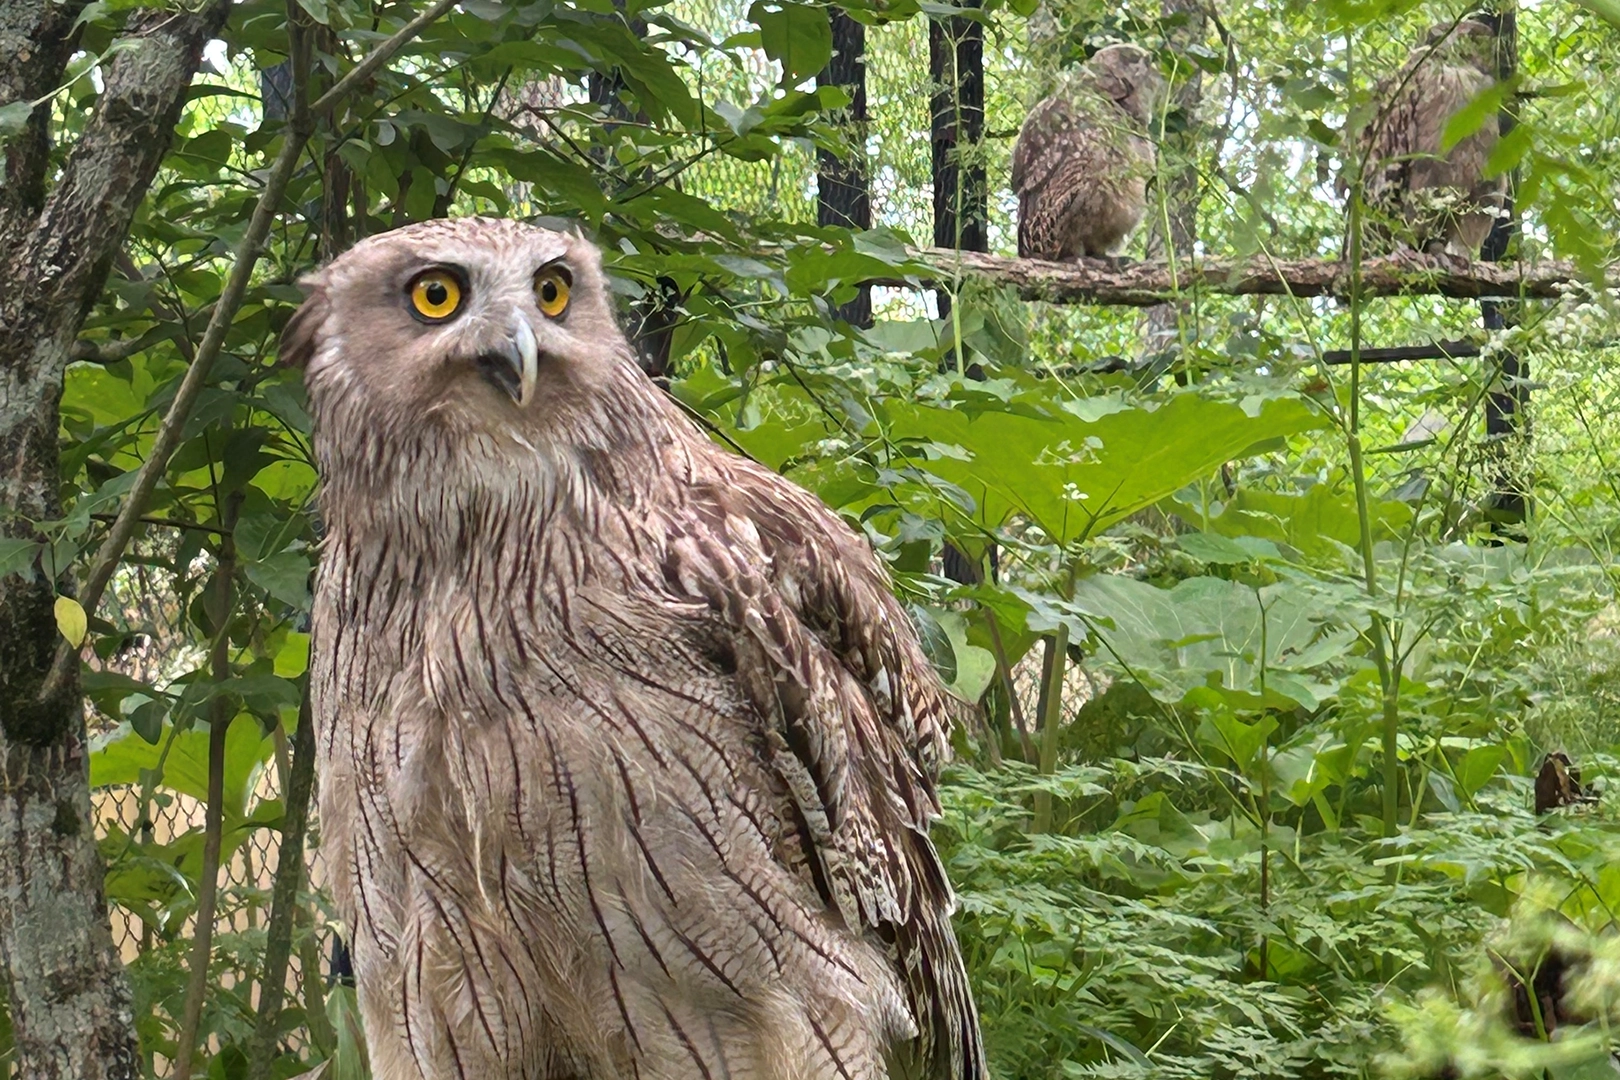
408, 270, 463, 322
535, 267, 571, 319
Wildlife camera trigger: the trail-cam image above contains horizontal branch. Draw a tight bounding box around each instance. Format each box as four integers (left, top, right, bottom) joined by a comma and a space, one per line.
1321, 339, 1482, 365
896, 248, 1587, 306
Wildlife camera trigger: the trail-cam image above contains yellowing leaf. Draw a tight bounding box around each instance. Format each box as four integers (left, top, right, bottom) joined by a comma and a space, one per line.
54, 595, 87, 647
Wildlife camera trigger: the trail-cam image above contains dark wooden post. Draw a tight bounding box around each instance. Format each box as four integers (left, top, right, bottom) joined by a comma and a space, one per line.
818, 10, 873, 328
930, 2, 987, 324
1480, 6, 1525, 528
930, 6, 993, 586
588, 5, 683, 376
1141, 1, 1207, 373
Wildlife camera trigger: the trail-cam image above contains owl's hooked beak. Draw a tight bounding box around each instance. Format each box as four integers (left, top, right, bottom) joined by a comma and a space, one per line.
476, 317, 541, 408
512, 317, 539, 408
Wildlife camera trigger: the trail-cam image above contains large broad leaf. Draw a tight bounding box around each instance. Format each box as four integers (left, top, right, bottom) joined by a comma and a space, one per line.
748, 1, 833, 83
1034, 574, 1368, 709
1174, 481, 1413, 562
885, 390, 1328, 547
91, 719, 274, 825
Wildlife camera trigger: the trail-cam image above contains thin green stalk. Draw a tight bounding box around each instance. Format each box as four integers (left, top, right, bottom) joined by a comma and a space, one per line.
1340, 42, 1402, 873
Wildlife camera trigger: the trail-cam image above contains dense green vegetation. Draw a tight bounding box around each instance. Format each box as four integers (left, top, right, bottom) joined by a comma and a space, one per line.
5, 0, 1620, 1077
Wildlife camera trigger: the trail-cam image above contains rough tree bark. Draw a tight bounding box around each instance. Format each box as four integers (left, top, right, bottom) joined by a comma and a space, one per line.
1480, 4, 1526, 527
0, 7, 230, 1080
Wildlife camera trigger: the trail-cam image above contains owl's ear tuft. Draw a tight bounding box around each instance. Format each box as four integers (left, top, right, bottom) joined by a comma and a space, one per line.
278, 276, 329, 369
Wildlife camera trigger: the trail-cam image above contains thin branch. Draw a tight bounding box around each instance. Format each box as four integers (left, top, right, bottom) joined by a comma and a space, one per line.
1322, 339, 1483, 364
171, 496, 239, 1080
40, 0, 460, 703
310, 0, 460, 116
245, 688, 319, 1080
88, 512, 229, 536
70, 338, 147, 364
878, 248, 1588, 306
434, 66, 514, 216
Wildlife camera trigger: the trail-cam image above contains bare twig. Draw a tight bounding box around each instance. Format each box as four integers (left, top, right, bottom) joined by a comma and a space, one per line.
88, 512, 228, 536
309, 0, 460, 117
70, 337, 152, 364
40, 0, 460, 703
171, 499, 239, 1080
246, 688, 319, 1080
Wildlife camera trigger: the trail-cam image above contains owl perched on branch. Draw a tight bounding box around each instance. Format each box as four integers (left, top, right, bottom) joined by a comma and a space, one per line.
1349, 17, 1509, 258
284, 217, 986, 1080
1012, 43, 1167, 261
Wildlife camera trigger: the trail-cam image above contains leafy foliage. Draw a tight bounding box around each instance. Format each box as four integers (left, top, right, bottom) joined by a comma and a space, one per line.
6, 0, 1620, 1077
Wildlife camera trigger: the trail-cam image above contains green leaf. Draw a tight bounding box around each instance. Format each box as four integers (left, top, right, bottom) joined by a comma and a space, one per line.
1441, 79, 1514, 153
0, 100, 34, 137
246, 551, 312, 610
885, 387, 1328, 546
0, 538, 40, 578
1196, 698, 1277, 772
1457, 743, 1507, 798
1042, 574, 1365, 708
275, 631, 311, 679
935, 611, 997, 702
1178, 532, 1272, 565
55, 596, 87, 647
1177, 480, 1412, 562
1569, 0, 1620, 31
748, 1, 833, 83
91, 719, 272, 823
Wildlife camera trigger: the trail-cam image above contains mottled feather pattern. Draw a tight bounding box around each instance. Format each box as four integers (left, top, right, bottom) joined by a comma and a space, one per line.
1350, 19, 1508, 257
1012, 44, 1165, 261
294, 219, 985, 1080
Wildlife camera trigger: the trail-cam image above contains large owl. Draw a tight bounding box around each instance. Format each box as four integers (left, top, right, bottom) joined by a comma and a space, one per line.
1012, 43, 1167, 261
283, 217, 986, 1080
1350, 17, 1509, 257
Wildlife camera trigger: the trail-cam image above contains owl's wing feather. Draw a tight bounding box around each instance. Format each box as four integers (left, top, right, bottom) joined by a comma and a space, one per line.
660, 452, 985, 1080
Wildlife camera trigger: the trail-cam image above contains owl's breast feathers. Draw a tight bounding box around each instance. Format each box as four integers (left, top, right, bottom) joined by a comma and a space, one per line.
314, 383, 985, 1080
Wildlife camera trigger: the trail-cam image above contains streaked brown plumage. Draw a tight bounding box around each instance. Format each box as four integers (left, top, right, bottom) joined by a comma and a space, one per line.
1012, 43, 1166, 260
285, 218, 986, 1080
1349, 17, 1509, 257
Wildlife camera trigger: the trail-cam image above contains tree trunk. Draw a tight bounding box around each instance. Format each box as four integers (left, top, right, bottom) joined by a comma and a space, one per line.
0, 7, 228, 1080
930, 6, 992, 586
930, 6, 987, 277
818, 9, 873, 328
587, 0, 682, 376
1480, 4, 1526, 529
1139, 0, 1208, 370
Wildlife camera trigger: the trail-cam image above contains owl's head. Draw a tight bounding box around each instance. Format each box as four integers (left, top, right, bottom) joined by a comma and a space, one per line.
1418, 16, 1498, 74
1084, 43, 1168, 127
283, 218, 636, 441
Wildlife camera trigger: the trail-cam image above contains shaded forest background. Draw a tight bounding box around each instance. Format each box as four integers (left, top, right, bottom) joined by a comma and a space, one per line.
3, 0, 1620, 1078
